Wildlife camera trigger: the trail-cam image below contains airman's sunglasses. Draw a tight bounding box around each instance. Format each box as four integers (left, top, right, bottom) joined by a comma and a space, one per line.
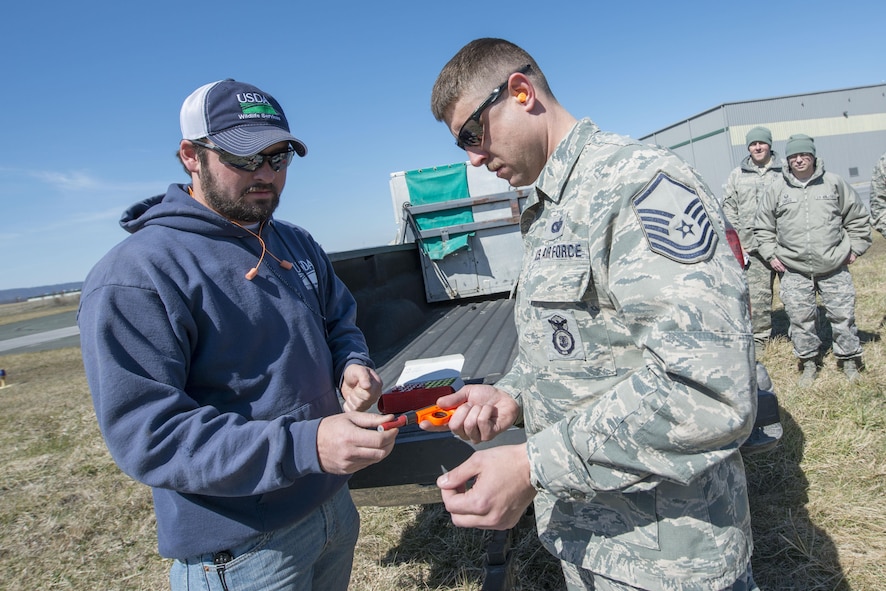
456, 64, 531, 150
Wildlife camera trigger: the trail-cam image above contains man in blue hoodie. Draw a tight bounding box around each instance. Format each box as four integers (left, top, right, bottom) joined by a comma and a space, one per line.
78, 79, 397, 591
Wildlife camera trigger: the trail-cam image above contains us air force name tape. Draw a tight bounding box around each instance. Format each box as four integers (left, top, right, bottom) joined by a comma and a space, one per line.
533, 242, 588, 261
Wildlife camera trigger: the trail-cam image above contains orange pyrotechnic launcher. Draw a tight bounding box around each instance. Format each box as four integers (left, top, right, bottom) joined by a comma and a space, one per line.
377, 401, 465, 431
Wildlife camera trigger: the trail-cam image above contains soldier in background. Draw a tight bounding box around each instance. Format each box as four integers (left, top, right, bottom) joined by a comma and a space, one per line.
427, 38, 758, 591
870, 151, 886, 237
755, 134, 871, 385
722, 126, 782, 354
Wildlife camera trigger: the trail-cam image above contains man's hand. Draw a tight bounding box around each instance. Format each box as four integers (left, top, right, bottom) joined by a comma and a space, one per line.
769, 257, 786, 273
340, 364, 382, 412
437, 444, 536, 530
424, 384, 520, 444
847, 252, 858, 265
316, 412, 396, 474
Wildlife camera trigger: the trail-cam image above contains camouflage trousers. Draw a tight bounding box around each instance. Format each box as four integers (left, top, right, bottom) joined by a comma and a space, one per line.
779, 266, 862, 360
745, 253, 775, 347
560, 560, 758, 590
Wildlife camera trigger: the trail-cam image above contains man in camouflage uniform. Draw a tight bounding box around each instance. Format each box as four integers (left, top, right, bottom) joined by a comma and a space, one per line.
428, 38, 758, 590
722, 126, 782, 353
870, 151, 886, 237
755, 134, 871, 385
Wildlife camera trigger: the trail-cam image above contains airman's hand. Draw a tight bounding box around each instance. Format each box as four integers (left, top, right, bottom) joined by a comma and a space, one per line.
422, 384, 519, 444
437, 444, 536, 530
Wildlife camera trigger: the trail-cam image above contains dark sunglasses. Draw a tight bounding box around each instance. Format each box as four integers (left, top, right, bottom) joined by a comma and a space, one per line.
191, 140, 296, 172
456, 64, 531, 150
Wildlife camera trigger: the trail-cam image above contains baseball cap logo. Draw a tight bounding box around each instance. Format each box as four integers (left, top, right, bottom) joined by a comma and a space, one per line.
237, 92, 279, 116
181, 79, 307, 157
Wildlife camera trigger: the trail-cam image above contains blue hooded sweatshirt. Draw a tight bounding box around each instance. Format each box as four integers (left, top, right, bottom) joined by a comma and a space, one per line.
78, 183, 372, 559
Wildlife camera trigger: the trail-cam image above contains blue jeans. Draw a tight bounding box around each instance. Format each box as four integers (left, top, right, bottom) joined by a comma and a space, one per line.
169, 486, 359, 591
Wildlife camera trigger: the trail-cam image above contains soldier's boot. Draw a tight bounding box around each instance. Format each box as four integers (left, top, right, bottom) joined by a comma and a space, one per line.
798, 358, 818, 387
841, 357, 863, 382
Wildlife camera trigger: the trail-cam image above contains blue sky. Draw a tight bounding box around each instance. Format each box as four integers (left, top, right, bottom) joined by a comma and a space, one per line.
2, 0, 884, 291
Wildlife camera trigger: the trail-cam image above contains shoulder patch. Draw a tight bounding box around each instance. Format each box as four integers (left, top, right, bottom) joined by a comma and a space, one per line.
631, 172, 717, 263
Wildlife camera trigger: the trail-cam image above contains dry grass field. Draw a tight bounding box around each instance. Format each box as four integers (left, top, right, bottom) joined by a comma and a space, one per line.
1, 236, 885, 590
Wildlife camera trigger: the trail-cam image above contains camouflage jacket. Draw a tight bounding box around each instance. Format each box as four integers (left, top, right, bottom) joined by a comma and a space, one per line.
755, 159, 871, 275
870, 151, 886, 238
722, 152, 783, 251
495, 119, 756, 590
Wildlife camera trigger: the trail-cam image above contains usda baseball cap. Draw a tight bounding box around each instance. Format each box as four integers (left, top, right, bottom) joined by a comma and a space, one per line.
180, 79, 307, 157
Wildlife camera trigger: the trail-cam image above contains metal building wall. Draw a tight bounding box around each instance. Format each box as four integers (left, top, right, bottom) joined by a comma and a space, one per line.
642, 105, 728, 189
640, 84, 886, 204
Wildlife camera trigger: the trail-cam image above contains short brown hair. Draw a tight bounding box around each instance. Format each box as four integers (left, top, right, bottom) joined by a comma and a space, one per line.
430, 38, 552, 122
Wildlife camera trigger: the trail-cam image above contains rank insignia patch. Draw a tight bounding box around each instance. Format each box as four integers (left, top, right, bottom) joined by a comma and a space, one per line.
631, 172, 718, 263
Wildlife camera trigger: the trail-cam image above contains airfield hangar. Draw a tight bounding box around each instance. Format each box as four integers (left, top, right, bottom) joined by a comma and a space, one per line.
639, 83, 886, 205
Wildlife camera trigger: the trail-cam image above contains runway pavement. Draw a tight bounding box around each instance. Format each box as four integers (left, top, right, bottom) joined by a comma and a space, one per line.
0, 310, 80, 354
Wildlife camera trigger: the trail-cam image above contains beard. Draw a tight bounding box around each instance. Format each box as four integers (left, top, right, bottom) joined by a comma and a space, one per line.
198, 151, 280, 223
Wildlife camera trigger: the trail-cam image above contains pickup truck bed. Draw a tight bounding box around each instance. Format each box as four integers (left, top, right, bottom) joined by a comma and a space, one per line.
330, 245, 524, 505
372, 297, 517, 389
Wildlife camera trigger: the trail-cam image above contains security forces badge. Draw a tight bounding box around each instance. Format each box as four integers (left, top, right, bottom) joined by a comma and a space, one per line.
631, 172, 717, 263
543, 311, 586, 361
